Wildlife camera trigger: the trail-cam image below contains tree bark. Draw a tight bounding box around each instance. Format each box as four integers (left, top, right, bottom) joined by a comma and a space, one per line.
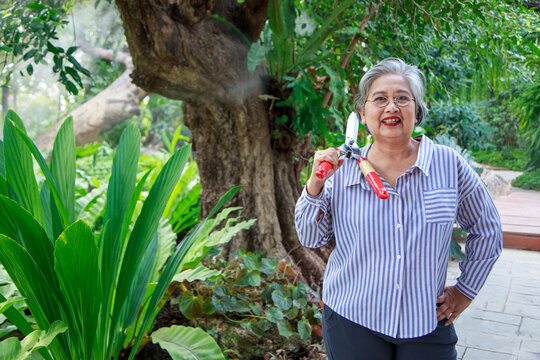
115, 0, 329, 284
35, 43, 147, 150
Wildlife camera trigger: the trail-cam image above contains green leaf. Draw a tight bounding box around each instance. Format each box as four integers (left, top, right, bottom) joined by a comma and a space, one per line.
243, 253, 259, 271
0, 296, 25, 314
272, 289, 292, 311
111, 145, 191, 353
236, 269, 261, 287
260, 258, 277, 274
67, 56, 91, 77
25, 2, 46, 11
277, 319, 293, 338
0, 196, 56, 287
173, 264, 222, 283
285, 306, 299, 320
265, 307, 284, 323
99, 125, 140, 350
21, 320, 68, 353
0, 293, 34, 338
46, 42, 62, 55
66, 46, 77, 57
26, 64, 34, 76
297, 318, 311, 340
247, 43, 268, 74
249, 319, 265, 336
211, 294, 237, 313
3, 111, 45, 228
214, 285, 228, 297
0, 235, 68, 359
7, 115, 70, 228
50, 117, 76, 224
54, 221, 101, 359
177, 292, 203, 320
0, 140, 5, 178
64, 66, 83, 87
151, 325, 225, 360
0, 337, 23, 359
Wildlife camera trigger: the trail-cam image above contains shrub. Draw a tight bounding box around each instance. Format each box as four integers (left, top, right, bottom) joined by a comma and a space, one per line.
424, 99, 495, 151
512, 169, 540, 191
472, 148, 528, 171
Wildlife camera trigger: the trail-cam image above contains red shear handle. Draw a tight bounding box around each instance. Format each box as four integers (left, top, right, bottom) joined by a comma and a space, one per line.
315, 148, 341, 179
315, 161, 334, 179
358, 157, 389, 200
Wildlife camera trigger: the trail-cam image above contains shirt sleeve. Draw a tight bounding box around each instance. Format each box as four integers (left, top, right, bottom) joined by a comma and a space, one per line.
455, 157, 503, 300
294, 179, 334, 249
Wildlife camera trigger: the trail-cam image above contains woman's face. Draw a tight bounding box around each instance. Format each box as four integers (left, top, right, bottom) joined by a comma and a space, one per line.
358, 73, 416, 142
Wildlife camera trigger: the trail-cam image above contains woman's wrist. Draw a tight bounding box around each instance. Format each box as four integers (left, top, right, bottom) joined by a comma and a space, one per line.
306, 177, 324, 197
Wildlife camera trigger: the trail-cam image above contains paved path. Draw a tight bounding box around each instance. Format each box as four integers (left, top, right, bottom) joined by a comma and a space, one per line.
447, 248, 540, 360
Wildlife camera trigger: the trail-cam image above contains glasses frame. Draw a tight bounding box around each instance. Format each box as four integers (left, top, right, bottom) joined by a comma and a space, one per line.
365, 95, 416, 108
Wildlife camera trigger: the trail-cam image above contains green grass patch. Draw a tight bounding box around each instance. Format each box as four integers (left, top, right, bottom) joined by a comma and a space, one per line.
512, 169, 540, 191
472, 148, 528, 171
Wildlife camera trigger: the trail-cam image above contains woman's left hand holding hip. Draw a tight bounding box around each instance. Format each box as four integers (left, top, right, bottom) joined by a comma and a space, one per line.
436, 286, 472, 326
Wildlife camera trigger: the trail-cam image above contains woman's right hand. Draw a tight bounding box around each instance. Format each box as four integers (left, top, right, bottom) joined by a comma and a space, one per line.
306, 148, 344, 197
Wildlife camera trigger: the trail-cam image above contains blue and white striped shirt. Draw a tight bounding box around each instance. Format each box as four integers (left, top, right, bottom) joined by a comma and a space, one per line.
295, 135, 502, 338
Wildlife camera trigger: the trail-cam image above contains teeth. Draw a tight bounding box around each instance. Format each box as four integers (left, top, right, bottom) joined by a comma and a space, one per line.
382, 119, 400, 123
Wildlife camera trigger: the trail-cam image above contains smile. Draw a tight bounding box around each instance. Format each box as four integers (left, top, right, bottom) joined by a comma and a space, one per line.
381, 117, 401, 125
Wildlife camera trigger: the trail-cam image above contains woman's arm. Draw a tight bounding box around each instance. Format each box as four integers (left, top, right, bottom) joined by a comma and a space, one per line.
454, 157, 503, 300
295, 148, 343, 248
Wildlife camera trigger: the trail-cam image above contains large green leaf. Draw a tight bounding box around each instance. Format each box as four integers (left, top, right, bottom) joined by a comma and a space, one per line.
0, 139, 5, 177
50, 117, 76, 224
3, 110, 45, 228
129, 186, 242, 359
0, 235, 68, 359
54, 220, 101, 360
98, 125, 140, 357
8, 117, 69, 228
111, 145, 191, 356
0, 196, 56, 288
151, 325, 225, 360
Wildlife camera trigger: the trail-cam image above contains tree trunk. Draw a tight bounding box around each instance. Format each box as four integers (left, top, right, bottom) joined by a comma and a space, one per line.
115, 0, 329, 284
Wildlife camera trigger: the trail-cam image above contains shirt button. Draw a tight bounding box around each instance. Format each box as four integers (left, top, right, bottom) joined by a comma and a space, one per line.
397, 254, 402, 260
396, 284, 401, 289
396, 223, 401, 228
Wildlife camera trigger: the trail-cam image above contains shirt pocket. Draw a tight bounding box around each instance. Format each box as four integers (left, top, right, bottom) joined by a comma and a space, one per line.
424, 188, 457, 224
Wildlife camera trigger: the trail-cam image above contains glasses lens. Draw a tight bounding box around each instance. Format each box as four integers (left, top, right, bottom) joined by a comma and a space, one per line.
395, 95, 411, 106
373, 96, 389, 107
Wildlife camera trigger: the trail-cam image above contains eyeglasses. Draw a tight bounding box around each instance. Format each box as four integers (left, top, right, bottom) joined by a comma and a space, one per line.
365, 95, 415, 108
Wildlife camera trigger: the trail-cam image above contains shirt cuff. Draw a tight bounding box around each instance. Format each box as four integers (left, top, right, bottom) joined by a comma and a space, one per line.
301, 186, 325, 206
455, 279, 476, 300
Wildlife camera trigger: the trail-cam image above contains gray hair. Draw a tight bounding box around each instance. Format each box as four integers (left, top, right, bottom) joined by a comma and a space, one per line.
353, 58, 429, 125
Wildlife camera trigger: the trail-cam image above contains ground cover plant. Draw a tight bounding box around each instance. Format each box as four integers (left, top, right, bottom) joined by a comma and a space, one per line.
175, 250, 326, 359
0, 110, 241, 359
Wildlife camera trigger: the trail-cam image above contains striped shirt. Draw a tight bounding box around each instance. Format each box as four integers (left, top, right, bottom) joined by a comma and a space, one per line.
295, 135, 502, 338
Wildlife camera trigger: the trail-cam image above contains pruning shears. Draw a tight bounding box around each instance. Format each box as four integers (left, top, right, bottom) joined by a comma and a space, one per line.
315, 112, 389, 200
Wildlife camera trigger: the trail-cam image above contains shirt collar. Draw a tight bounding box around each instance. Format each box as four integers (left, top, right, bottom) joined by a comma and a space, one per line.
343, 134, 433, 188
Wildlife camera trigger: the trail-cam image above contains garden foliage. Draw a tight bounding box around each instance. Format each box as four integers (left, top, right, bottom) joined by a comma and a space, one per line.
176, 250, 323, 358
0, 110, 239, 359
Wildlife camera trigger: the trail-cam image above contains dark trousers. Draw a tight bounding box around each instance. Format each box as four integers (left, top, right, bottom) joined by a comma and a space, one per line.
322, 305, 458, 360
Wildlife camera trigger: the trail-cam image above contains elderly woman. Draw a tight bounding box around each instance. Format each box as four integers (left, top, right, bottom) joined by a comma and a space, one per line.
295, 58, 502, 360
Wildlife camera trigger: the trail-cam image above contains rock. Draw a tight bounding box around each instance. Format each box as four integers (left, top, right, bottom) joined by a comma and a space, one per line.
481, 169, 512, 199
